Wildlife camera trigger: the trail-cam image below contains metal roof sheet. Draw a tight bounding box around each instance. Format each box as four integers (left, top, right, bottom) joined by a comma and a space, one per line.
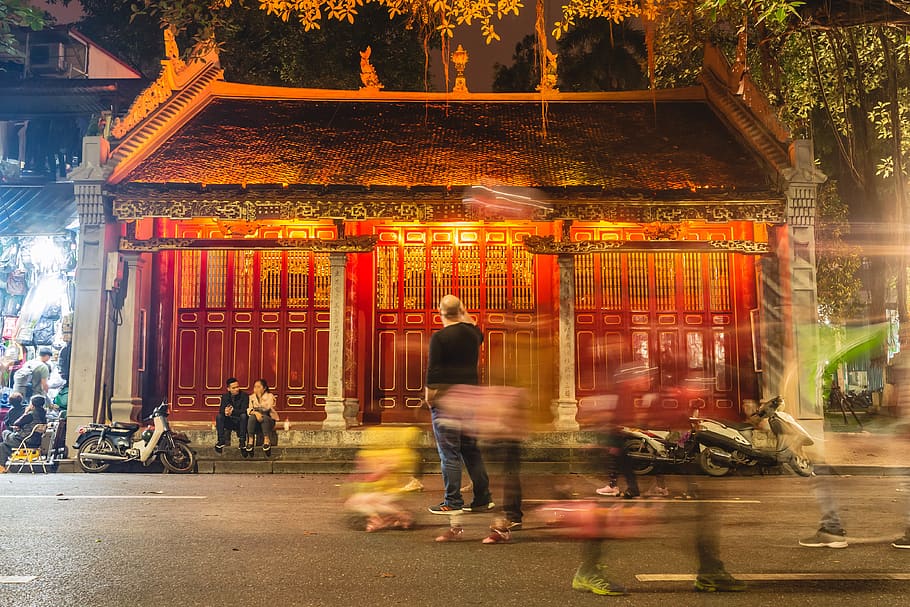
0, 182, 76, 235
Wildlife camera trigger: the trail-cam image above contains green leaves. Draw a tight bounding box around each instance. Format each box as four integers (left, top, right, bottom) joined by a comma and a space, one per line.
0, 0, 49, 57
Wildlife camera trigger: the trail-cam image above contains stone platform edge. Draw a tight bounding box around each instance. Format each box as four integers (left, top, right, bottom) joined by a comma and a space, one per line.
51, 426, 910, 475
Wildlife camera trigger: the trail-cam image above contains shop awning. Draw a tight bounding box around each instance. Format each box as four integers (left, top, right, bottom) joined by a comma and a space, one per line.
0, 182, 76, 235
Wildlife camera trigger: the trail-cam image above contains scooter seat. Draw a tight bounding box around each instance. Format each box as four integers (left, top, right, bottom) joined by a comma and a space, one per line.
112, 422, 140, 432
725, 421, 755, 431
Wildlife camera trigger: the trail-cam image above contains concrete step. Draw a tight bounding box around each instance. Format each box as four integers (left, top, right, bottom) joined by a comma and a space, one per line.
176, 425, 601, 474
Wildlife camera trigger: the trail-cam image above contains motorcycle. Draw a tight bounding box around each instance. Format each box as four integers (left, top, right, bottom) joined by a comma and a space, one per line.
692, 396, 814, 477
74, 402, 195, 473
621, 426, 702, 475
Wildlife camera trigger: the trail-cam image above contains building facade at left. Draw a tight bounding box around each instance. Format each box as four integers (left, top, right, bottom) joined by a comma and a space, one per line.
0, 26, 144, 432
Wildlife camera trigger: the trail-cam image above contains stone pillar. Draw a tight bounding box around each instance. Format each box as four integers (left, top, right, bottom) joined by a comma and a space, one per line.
773, 140, 827, 432
342, 253, 360, 427
109, 253, 143, 422
553, 254, 579, 431
65, 136, 118, 448
323, 252, 348, 429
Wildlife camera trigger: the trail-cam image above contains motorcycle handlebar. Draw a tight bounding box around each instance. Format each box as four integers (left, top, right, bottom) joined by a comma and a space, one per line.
143, 402, 170, 421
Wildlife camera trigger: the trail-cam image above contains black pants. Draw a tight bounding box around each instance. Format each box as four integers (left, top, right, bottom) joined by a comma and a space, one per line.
489, 439, 523, 522
247, 415, 276, 444
600, 429, 639, 494
216, 413, 248, 445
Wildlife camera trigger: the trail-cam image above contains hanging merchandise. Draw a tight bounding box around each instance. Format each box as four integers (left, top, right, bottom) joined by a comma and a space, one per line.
6, 270, 27, 296
0, 238, 20, 271
2, 316, 17, 340
15, 274, 70, 346
15, 322, 33, 346
31, 317, 56, 346
43, 303, 62, 320
3, 294, 22, 317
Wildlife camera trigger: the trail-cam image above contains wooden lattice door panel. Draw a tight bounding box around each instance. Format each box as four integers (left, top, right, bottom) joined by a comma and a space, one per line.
170, 224, 333, 421
572, 224, 756, 417
371, 225, 542, 422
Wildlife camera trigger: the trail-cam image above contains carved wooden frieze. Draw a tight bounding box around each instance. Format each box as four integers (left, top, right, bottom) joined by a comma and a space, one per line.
120, 235, 378, 253
112, 196, 785, 224
524, 235, 770, 255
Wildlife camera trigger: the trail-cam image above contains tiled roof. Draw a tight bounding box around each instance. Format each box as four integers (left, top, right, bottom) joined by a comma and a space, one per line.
121, 98, 775, 195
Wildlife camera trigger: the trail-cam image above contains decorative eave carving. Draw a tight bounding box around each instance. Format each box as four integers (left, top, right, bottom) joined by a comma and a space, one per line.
524, 235, 770, 255
111, 27, 218, 140
120, 235, 377, 253
111, 195, 785, 224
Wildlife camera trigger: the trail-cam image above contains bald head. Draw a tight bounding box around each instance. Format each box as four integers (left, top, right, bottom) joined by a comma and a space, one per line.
439, 295, 464, 320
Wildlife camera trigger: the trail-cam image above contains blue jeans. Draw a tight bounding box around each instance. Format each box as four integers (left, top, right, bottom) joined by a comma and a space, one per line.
431, 406, 491, 509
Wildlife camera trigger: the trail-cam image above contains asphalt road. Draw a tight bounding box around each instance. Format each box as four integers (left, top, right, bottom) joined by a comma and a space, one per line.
1, 472, 909, 607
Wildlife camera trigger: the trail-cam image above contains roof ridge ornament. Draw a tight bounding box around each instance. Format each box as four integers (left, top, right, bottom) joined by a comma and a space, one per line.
111, 25, 220, 140
359, 46, 384, 92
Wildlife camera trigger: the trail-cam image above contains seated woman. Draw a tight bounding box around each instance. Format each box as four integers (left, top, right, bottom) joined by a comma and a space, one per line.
244, 379, 279, 454
0, 395, 48, 473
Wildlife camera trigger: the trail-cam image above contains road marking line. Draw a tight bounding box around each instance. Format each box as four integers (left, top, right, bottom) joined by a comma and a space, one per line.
0, 576, 37, 584
0, 495, 207, 500
636, 573, 910, 582
524, 499, 761, 504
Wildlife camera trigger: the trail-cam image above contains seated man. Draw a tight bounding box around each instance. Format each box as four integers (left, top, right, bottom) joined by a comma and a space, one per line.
2, 392, 26, 434
215, 377, 248, 454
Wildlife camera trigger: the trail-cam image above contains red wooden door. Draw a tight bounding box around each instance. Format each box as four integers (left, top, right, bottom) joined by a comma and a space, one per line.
369, 224, 547, 423
170, 224, 333, 421
573, 224, 757, 421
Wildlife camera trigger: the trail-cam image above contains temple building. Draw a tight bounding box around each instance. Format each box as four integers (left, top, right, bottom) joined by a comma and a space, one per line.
64, 36, 825, 444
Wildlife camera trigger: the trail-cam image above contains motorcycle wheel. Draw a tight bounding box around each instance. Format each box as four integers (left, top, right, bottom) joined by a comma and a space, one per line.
160, 441, 196, 473
624, 438, 657, 475
698, 448, 732, 477
789, 453, 813, 477
77, 436, 115, 473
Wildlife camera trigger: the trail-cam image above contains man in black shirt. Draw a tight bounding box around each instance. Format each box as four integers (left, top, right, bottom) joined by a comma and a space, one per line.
215, 377, 249, 454
425, 294, 492, 515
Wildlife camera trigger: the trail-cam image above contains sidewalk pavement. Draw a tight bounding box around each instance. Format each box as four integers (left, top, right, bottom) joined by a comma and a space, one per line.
817, 413, 910, 474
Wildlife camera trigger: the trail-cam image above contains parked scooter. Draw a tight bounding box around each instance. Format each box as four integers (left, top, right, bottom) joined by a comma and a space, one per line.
692, 396, 814, 477
621, 426, 701, 475
74, 402, 195, 473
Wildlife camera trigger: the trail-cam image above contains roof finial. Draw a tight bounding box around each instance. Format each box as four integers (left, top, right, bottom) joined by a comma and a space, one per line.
359, 46, 384, 92
451, 44, 469, 94
164, 24, 181, 62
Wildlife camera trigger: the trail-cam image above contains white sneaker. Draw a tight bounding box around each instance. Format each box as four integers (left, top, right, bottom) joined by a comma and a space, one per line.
595, 485, 621, 496
401, 478, 424, 492
644, 485, 670, 497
